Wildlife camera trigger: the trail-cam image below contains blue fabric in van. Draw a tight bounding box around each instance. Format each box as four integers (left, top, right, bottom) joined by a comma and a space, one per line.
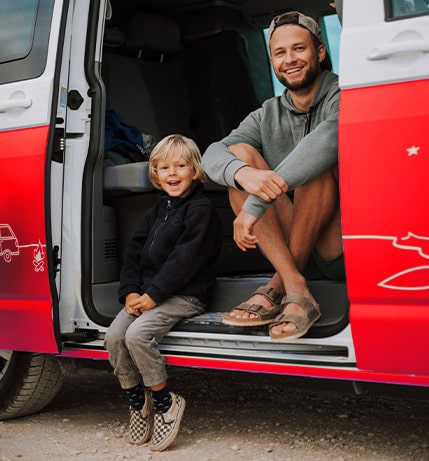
105, 106, 157, 164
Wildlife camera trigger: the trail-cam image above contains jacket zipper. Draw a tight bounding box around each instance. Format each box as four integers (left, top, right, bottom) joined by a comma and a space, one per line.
149, 199, 172, 255
164, 199, 172, 221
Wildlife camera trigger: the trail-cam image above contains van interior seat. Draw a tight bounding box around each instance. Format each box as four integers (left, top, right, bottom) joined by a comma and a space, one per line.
183, 30, 261, 152
125, 12, 193, 139
104, 162, 153, 195
102, 31, 157, 137
103, 12, 195, 194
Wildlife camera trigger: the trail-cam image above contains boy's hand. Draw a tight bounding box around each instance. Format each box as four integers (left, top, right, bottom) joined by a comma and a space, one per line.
125, 293, 141, 316
127, 293, 157, 315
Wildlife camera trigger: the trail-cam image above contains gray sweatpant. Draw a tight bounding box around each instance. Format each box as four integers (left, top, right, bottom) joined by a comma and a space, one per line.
104, 295, 204, 389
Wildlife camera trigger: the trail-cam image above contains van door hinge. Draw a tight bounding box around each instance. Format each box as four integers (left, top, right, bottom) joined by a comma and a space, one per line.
53, 128, 65, 163
52, 245, 61, 276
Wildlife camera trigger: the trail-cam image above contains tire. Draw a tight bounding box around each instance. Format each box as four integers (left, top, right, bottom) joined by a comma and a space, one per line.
0, 351, 63, 420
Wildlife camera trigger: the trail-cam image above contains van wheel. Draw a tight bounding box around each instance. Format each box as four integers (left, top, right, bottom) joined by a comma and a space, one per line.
0, 351, 63, 420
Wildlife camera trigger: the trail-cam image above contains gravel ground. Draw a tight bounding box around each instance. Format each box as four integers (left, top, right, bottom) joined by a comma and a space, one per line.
1, 361, 428, 461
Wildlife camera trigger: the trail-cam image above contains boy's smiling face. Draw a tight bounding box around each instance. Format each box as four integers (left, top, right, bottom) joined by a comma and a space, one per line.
155, 149, 196, 197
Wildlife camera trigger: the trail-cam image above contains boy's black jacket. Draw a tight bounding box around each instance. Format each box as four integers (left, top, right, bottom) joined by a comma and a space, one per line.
118, 183, 223, 305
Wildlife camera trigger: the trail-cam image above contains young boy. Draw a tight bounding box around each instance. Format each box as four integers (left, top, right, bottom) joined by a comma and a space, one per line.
105, 134, 223, 452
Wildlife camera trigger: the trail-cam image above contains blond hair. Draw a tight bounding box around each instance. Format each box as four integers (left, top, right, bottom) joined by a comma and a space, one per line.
149, 134, 206, 189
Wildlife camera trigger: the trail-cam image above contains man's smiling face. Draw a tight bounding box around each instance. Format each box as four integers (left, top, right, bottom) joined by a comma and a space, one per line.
269, 24, 325, 93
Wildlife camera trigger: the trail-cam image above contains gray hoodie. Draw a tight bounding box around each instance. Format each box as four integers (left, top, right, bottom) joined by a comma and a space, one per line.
202, 71, 339, 218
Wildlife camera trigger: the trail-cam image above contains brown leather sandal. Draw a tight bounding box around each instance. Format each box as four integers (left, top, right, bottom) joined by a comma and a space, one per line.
222, 286, 283, 327
269, 294, 320, 341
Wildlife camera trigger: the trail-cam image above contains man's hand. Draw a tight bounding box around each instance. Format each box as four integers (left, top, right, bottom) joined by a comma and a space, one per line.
235, 166, 287, 202
233, 210, 259, 251
125, 293, 157, 316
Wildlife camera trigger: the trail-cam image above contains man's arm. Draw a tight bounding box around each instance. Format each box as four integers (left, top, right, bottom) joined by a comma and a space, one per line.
202, 108, 264, 188
242, 113, 338, 219
233, 209, 260, 252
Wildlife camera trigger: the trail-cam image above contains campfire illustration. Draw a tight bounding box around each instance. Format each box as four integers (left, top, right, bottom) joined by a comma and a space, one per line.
33, 241, 45, 272
0, 224, 47, 273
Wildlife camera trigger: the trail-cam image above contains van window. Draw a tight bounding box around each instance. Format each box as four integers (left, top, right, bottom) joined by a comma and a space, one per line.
0, 0, 38, 64
387, 0, 429, 19
320, 14, 341, 74
263, 14, 342, 97
0, 0, 54, 84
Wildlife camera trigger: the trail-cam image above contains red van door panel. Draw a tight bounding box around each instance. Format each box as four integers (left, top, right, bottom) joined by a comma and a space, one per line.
340, 81, 429, 374
339, 2, 429, 375
0, 126, 58, 353
0, 0, 64, 353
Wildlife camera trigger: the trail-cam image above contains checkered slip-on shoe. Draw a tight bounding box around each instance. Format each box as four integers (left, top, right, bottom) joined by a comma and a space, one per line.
129, 391, 153, 445
149, 392, 186, 452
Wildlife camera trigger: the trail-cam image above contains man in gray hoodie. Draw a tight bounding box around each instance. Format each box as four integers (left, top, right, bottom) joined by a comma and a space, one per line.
202, 11, 345, 341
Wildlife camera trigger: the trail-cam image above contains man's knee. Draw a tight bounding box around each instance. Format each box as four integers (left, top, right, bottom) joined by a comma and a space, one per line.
316, 166, 339, 185
298, 166, 339, 195
228, 143, 262, 165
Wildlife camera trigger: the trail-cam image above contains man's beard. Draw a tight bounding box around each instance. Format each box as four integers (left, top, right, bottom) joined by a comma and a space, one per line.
277, 57, 320, 92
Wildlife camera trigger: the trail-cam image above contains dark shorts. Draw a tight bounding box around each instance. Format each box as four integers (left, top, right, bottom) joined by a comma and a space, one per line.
302, 251, 346, 281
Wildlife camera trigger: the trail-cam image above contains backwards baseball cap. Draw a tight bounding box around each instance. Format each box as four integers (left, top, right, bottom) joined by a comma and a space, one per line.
267, 11, 324, 44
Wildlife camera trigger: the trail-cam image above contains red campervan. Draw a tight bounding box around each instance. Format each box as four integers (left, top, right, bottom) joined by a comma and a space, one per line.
0, 0, 428, 420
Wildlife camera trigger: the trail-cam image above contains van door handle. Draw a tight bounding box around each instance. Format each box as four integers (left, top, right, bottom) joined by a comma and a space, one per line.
0, 98, 32, 113
367, 40, 429, 60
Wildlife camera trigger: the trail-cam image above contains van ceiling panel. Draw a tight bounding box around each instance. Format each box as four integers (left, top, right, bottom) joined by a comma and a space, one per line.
111, 0, 337, 27
243, 0, 338, 27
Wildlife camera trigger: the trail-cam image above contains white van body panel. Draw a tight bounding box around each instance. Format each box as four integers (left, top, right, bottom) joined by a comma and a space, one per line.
340, 0, 429, 88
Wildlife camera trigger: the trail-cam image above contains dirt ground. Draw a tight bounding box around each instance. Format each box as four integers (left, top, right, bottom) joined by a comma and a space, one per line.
1, 362, 428, 461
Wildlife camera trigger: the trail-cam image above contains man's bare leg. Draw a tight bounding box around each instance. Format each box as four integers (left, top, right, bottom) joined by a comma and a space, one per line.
270, 167, 342, 336
227, 144, 310, 320
288, 167, 342, 270
226, 144, 342, 338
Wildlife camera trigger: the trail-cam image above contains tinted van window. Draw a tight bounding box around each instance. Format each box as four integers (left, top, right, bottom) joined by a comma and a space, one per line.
0, 0, 54, 84
388, 0, 429, 19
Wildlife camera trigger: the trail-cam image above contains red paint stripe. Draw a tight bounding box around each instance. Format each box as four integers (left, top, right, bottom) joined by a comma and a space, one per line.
59, 349, 429, 387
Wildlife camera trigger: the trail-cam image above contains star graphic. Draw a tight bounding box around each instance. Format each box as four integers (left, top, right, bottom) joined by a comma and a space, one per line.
407, 146, 420, 156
